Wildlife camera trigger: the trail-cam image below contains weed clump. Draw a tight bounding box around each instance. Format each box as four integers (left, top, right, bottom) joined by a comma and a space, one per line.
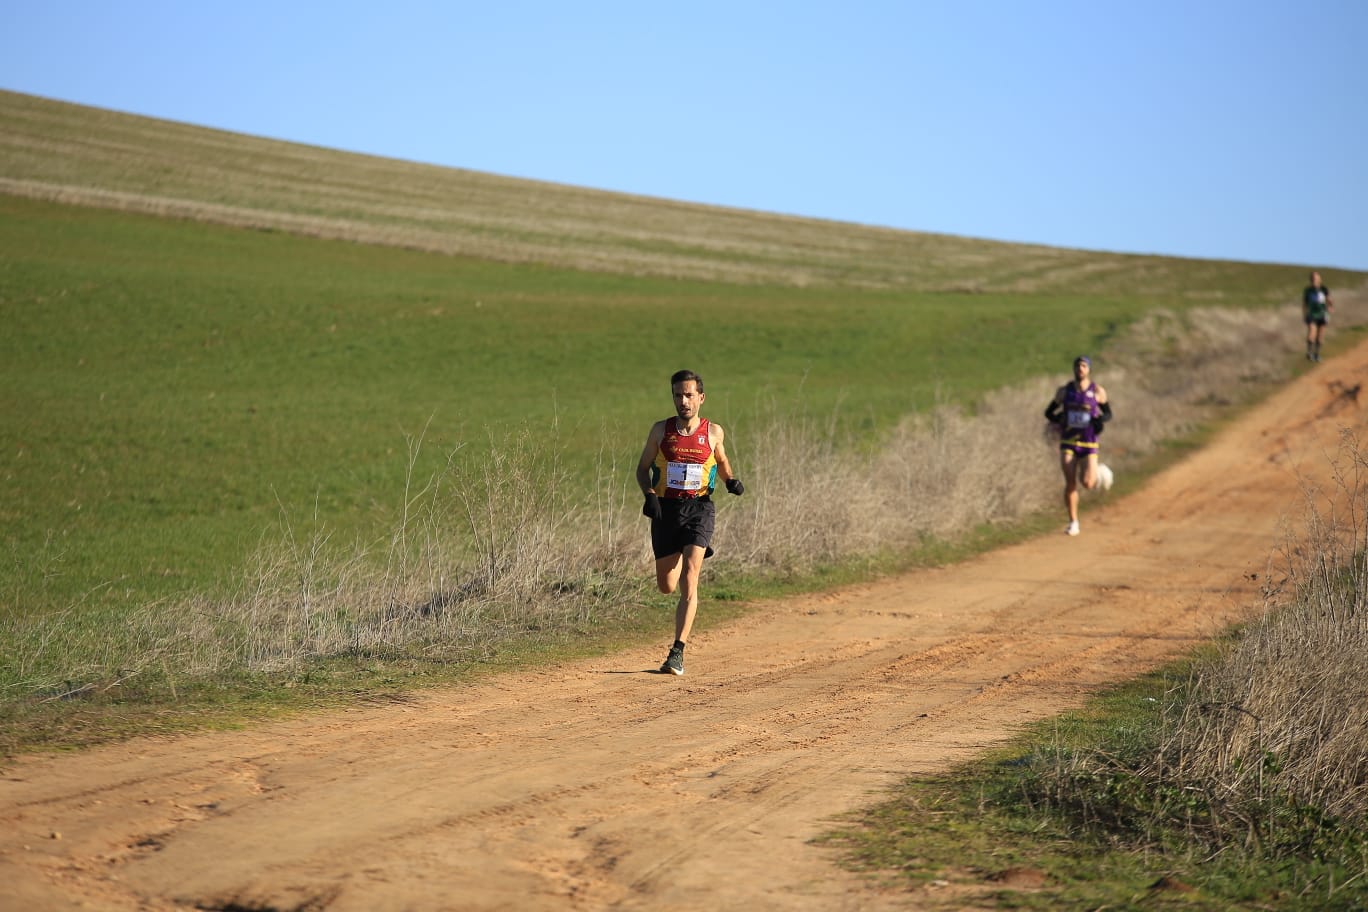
2, 301, 1364, 756
993, 433, 1368, 906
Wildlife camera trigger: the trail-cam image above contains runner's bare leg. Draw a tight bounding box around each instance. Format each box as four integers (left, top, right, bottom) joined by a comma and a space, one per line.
674, 544, 706, 643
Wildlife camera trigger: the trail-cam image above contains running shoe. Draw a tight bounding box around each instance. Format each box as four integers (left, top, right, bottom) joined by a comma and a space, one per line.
1097, 464, 1114, 491
661, 645, 685, 676
1065, 520, 1080, 537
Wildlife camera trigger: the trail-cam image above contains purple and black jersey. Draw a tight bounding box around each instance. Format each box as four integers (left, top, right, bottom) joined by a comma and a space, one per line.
1059, 382, 1101, 453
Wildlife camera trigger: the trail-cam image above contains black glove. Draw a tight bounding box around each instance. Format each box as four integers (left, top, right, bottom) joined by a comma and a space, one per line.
1044, 400, 1064, 426
725, 478, 745, 496
1092, 402, 1112, 434
642, 491, 662, 520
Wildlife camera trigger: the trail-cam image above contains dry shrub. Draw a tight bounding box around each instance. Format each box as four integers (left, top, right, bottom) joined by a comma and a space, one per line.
722, 381, 1061, 573
1166, 430, 1368, 824
724, 300, 1361, 575
3, 428, 648, 687
8, 297, 1366, 694
1018, 433, 1368, 892
1102, 304, 1295, 453
196, 427, 648, 674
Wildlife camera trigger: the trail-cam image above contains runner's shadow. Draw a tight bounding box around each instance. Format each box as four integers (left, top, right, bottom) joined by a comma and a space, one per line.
600, 669, 675, 675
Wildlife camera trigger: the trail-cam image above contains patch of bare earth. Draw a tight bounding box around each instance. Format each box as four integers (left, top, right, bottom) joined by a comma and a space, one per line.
2, 342, 1366, 910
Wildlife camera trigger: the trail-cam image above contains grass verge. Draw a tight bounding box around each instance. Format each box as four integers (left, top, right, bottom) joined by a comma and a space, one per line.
822, 438, 1368, 910
824, 666, 1368, 911
5, 309, 1367, 758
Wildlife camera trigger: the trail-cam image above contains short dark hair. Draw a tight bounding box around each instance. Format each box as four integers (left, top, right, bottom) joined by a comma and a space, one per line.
671, 369, 703, 392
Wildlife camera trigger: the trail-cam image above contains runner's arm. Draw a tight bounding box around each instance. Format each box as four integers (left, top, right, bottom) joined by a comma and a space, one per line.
711, 424, 744, 494
1088, 386, 1112, 433
636, 422, 666, 494
1044, 384, 1072, 424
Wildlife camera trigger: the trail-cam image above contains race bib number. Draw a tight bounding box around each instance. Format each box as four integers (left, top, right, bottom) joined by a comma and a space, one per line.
666, 462, 706, 491
1066, 408, 1092, 430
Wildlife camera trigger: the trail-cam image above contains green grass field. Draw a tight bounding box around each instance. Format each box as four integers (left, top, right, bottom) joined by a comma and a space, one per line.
4, 91, 1367, 901
4, 190, 1281, 617
3, 90, 1365, 716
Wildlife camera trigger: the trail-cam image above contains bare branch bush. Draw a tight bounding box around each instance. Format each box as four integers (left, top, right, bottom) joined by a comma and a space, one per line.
1165, 430, 1368, 825
725, 302, 1344, 574
192, 426, 650, 675
6, 301, 1364, 700
1015, 432, 1368, 895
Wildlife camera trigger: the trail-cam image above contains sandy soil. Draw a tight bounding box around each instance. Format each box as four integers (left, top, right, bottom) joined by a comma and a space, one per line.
3, 340, 1366, 912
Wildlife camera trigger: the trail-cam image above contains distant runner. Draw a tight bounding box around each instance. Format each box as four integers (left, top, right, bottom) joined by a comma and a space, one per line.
1303, 270, 1334, 362
636, 369, 744, 676
1044, 356, 1113, 537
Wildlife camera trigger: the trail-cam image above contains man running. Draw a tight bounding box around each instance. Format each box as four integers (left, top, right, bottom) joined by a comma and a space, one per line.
636, 369, 743, 676
1044, 356, 1113, 537
1303, 270, 1334, 362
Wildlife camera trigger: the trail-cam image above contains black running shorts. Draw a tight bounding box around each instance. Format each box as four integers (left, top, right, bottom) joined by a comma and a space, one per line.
651, 497, 716, 559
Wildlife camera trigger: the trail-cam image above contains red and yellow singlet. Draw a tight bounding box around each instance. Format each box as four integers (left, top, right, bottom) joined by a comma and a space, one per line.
652, 417, 717, 499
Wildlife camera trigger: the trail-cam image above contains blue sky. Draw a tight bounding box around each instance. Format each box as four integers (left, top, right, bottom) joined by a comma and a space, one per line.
4, 1, 1366, 270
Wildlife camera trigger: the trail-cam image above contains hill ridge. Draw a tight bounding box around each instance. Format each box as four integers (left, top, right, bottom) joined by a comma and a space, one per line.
0, 88, 1336, 294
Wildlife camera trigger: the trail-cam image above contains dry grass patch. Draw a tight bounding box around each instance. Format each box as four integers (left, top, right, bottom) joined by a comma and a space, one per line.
1166, 432, 1368, 825
827, 441, 1368, 909
7, 301, 1358, 712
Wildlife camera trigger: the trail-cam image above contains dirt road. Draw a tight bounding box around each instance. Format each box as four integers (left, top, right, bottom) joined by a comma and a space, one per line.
4, 341, 1366, 912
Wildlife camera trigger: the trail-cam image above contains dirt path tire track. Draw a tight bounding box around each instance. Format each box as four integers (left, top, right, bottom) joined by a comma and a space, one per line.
4, 340, 1367, 912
